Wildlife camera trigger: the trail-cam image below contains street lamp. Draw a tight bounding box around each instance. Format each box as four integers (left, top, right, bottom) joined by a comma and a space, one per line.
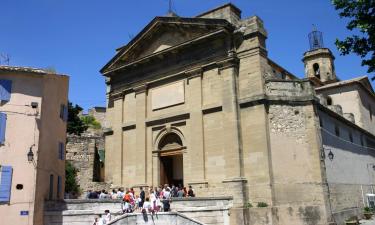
327, 150, 334, 161
27, 147, 34, 162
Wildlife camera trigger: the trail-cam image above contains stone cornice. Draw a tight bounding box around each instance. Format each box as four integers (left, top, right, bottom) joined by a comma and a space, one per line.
110, 91, 124, 100
133, 84, 147, 95
185, 67, 203, 79
217, 56, 240, 71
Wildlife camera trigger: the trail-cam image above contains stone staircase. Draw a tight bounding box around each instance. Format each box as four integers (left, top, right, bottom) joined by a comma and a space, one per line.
44, 197, 232, 225
108, 212, 205, 225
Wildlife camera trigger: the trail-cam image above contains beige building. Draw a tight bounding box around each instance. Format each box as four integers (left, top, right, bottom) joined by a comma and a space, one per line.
100, 4, 375, 225
0, 66, 69, 225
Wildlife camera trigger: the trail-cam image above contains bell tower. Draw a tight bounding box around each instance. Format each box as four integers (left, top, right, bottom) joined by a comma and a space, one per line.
302, 28, 337, 85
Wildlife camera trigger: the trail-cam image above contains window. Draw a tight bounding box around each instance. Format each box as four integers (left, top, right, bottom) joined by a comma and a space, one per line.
327, 96, 333, 106
0, 113, 6, 145
370, 104, 373, 121
0, 166, 13, 203
361, 135, 364, 146
335, 125, 340, 137
49, 174, 54, 200
0, 80, 12, 102
319, 118, 323, 128
313, 63, 320, 79
60, 104, 68, 122
57, 176, 62, 199
58, 142, 65, 160
349, 131, 353, 143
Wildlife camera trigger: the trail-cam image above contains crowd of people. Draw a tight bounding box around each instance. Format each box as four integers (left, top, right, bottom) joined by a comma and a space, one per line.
89, 184, 195, 224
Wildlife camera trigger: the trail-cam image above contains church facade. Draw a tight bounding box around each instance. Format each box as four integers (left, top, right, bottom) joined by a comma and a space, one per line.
101, 4, 375, 225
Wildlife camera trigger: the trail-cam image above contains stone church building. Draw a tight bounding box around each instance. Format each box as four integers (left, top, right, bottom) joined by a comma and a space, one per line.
100, 4, 375, 225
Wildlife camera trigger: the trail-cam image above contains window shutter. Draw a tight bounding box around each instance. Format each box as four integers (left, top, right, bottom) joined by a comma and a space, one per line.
63, 105, 68, 122
58, 142, 64, 160
58, 143, 62, 160
0, 113, 7, 144
0, 80, 12, 102
59, 104, 64, 119
57, 176, 62, 199
0, 166, 13, 202
61, 142, 65, 160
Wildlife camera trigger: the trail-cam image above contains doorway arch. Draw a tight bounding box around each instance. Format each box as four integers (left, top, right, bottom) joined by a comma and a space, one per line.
155, 128, 185, 187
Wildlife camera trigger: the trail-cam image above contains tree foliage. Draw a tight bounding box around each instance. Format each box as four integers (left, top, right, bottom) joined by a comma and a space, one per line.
65, 161, 80, 194
332, 0, 375, 80
67, 102, 88, 135
81, 115, 102, 130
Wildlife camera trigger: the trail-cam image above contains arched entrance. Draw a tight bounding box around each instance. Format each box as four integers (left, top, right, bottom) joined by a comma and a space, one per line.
157, 132, 184, 186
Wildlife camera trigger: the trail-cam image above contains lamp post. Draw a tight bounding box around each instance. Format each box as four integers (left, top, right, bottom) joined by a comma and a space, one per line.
27, 147, 34, 162
327, 150, 334, 161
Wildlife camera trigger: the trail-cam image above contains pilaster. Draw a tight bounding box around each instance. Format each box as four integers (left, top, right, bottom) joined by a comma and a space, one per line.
186, 68, 206, 184
112, 94, 124, 186
134, 84, 148, 186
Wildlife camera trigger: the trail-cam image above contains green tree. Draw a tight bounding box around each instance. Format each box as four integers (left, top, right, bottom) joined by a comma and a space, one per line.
332, 0, 375, 81
67, 102, 88, 135
65, 161, 80, 194
81, 115, 102, 130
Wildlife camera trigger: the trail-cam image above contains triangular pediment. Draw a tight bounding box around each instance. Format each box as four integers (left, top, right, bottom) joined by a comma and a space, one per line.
101, 17, 232, 74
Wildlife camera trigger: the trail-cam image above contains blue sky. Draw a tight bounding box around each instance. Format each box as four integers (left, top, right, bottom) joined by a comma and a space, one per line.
0, 0, 372, 111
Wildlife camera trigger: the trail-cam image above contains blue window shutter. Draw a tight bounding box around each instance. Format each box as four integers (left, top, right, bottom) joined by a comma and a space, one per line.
58, 142, 64, 160
0, 166, 13, 202
0, 113, 7, 144
0, 80, 12, 102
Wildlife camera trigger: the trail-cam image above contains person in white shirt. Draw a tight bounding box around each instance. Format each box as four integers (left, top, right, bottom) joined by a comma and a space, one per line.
142, 197, 152, 213
103, 210, 111, 224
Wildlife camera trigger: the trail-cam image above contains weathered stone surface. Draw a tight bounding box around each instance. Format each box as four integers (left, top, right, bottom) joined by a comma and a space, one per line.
66, 134, 109, 196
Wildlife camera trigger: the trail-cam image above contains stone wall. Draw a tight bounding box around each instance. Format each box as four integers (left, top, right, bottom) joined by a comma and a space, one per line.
66, 134, 109, 197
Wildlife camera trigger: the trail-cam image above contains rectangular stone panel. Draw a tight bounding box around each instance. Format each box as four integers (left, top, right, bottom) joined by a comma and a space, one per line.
151, 81, 184, 110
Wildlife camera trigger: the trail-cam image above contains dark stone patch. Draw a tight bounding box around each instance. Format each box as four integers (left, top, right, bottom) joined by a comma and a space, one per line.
298, 206, 321, 225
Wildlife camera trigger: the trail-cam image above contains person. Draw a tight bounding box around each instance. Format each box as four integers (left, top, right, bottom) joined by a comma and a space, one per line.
93, 215, 103, 225
110, 189, 118, 199
139, 187, 145, 207
86, 190, 92, 199
142, 197, 152, 213
149, 190, 156, 211
162, 187, 171, 212
177, 187, 184, 197
99, 190, 107, 199
89, 190, 99, 199
135, 195, 141, 211
123, 199, 131, 213
117, 188, 124, 199
103, 210, 111, 224
188, 185, 195, 197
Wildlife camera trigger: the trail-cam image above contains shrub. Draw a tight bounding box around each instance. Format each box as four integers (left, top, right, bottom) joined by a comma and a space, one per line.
257, 202, 268, 207
244, 202, 253, 208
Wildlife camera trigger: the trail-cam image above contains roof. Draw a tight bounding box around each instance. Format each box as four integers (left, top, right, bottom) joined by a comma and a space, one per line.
196, 3, 241, 18
100, 16, 233, 74
316, 76, 374, 97
0, 65, 67, 76
0, 65, 49, 74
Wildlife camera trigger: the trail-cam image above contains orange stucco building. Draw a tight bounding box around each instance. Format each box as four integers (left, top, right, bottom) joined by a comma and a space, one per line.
0, 66, 69, 225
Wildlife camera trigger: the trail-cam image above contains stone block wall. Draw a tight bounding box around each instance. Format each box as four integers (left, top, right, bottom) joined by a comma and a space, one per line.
66, 134, 109, 197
